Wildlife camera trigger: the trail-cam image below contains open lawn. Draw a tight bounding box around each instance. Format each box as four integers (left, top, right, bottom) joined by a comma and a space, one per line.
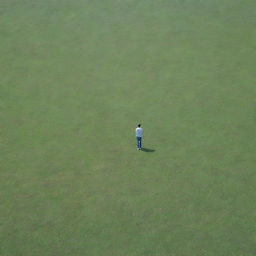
1, 0, 256, 255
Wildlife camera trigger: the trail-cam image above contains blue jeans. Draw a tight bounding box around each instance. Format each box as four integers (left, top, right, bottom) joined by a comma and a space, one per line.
136, 137, 142, 149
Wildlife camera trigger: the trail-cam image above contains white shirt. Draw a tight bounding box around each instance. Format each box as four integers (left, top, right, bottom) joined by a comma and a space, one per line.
136, 127, 143, 137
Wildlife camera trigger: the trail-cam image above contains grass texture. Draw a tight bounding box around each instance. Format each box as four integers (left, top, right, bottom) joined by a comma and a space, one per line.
1, 0, 256, 255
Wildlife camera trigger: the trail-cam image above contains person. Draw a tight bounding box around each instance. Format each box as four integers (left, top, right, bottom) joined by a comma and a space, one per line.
135, 124, 143, 150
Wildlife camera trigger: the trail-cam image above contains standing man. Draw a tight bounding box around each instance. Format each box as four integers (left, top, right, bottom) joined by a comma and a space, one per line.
135, 124, 143, 150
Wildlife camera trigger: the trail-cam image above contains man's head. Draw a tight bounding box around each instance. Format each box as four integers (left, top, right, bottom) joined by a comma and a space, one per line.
138, 124, 141, 127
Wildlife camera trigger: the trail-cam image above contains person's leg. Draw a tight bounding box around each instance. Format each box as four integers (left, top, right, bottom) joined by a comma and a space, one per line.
139, 137, 142, 149
136, 137, 140, 149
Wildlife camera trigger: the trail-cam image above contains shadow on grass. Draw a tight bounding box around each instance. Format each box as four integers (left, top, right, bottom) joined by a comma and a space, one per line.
141, 148, 155, 153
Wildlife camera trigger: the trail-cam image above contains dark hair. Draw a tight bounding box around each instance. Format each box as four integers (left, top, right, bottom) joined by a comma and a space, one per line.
138, 124, 141, 127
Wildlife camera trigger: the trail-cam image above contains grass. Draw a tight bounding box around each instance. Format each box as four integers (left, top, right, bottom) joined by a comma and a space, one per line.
1, 0, 256, 255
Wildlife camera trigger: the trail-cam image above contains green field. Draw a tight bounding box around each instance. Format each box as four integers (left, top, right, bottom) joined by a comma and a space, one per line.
1, 0, 256, 255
